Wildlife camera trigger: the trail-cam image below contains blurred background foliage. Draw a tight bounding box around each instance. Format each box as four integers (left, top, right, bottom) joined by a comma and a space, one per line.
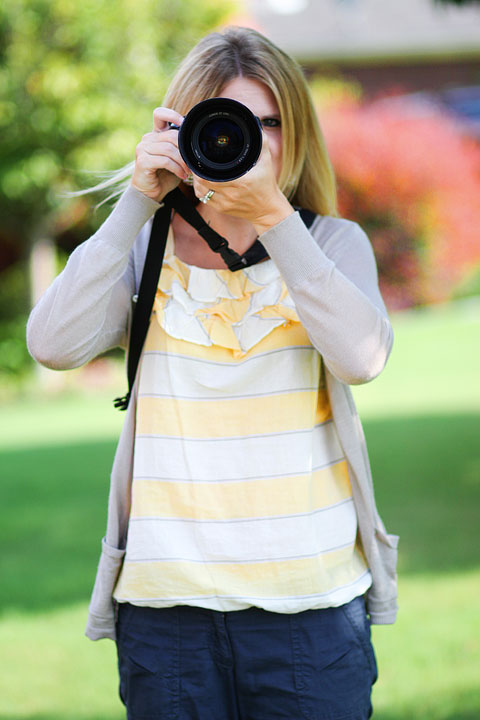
316, 80, 480, 309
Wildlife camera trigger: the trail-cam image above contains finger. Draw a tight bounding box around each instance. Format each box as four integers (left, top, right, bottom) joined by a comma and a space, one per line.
143, 149, 189, 179
259, 131, 275, 165
192, 175, 224, 194
139, 136, 189, 174
192, 177, 208, 199
159, 157, 189, 179
142, 128, 182, 145
153, 107, 184, 132
137, 151, 188, 181
138, 131, 182, 164
195, 188, 218, 205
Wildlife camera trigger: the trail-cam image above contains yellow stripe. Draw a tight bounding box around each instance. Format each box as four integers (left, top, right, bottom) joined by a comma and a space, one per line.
131, 461, 351, 520
137, 390, 331, 438
144, 314, 313, 361
114, 545, 367, 601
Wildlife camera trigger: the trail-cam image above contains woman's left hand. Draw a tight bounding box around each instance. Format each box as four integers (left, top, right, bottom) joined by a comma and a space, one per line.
191, 133, 294, 235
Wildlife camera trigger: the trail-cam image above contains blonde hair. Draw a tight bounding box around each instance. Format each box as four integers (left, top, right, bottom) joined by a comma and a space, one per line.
83, 26, 337, 216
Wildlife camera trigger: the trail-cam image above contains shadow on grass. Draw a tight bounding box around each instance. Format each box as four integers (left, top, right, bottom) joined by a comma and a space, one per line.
1, 413, 479, 615
1, 438, 116, 614
363, 413, 480, 576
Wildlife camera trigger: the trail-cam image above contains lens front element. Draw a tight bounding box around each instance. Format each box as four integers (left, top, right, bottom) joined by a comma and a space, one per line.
197, 118, 245, 166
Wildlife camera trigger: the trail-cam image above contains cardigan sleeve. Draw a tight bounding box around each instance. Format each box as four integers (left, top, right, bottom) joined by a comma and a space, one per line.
259, 211, 393, 385
26, 185, 161, 370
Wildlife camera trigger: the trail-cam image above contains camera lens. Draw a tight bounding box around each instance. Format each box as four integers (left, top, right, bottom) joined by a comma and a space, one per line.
197, 118, 245, 166
178, 98, 262, 182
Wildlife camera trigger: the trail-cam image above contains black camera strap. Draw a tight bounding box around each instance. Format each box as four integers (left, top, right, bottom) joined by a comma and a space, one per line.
165, 188, 250, 271
113, 199, 171, 410
114, 188, 316, 410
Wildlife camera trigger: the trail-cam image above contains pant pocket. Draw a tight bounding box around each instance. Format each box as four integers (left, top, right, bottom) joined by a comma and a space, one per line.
290, 600, 376, 720
116, 605, 180, 720
341, 596, 378, 684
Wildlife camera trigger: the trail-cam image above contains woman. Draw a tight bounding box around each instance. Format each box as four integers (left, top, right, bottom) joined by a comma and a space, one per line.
27, 26, 398, 720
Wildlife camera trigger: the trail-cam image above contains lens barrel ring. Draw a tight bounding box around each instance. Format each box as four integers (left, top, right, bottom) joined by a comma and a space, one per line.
178, 98, 262, 183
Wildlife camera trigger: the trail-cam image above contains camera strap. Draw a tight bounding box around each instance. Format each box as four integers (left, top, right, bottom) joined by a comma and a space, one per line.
165, 188, 255, 271
114, 187, 316, 410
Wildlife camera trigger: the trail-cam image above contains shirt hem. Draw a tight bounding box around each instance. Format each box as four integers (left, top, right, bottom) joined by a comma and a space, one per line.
113, 570, 372, 614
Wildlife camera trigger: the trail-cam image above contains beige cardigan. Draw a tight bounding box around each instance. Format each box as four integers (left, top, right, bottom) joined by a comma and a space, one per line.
27, 186, 399, 641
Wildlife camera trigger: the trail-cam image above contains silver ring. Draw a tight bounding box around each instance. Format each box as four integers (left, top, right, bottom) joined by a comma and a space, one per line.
199, 189, 215, 204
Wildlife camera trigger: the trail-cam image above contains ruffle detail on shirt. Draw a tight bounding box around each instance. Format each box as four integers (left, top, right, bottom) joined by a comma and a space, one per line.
153, 231, 299, 355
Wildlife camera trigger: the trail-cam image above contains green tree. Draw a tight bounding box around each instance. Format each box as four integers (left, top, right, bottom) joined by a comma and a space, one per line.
0, 0, 230, 258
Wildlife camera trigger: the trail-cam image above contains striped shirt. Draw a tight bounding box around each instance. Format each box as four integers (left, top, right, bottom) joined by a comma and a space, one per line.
113, 234, 371, 612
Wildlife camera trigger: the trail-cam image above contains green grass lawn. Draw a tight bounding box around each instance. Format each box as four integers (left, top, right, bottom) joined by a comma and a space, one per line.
1, 300, 479, 719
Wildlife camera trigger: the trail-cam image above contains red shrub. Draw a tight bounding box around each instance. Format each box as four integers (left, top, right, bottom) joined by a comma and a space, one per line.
320, 96, 480, 308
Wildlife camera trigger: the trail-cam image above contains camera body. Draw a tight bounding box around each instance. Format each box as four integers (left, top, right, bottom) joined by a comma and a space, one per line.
174, 98, 262, 182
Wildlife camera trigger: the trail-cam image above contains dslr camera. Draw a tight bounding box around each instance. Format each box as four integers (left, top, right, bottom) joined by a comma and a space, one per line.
171, 98, 262, 182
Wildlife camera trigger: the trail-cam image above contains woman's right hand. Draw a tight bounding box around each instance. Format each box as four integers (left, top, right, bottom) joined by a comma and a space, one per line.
130, 107, 190, 203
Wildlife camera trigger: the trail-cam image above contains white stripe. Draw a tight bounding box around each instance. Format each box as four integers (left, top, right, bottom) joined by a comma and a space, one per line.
134, 457, 342, 484
138, 346, 321, 400
124, 499, 358, 562
133, 421, 344, 483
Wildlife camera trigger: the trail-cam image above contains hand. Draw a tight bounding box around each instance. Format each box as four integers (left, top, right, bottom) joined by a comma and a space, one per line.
130, 107, 190, 203
192, 133, 294, 235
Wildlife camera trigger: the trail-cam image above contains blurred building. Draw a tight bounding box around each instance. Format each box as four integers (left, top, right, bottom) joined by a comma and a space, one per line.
246, 0, 480, 96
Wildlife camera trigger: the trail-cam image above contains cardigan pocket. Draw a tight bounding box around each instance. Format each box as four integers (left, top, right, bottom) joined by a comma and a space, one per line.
366, 528, 399, 624
85, 537, 126, 641
376, 528, 399, 547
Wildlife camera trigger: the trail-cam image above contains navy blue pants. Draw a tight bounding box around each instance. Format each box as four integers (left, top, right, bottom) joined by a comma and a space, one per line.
116, 596, 377, 720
